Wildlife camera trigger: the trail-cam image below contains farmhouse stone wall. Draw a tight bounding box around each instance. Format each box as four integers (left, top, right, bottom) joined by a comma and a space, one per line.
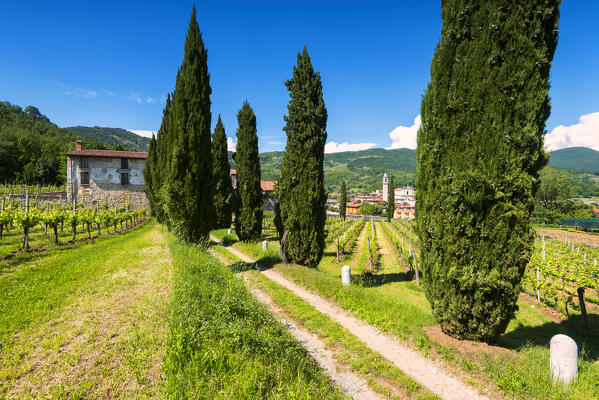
66, 155, 149, 210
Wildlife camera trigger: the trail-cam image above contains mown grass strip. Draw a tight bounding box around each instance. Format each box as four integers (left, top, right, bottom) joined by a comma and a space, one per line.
163, 236, 345, 399
244, 270, 440, 400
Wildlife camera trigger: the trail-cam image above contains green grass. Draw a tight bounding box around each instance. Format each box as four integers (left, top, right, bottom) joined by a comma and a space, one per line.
0, 220, 170, 399
245, 270, 440, 400
163, 235, 345, 399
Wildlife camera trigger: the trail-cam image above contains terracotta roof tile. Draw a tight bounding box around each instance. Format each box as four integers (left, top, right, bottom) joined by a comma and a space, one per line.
66, 149, 147, 159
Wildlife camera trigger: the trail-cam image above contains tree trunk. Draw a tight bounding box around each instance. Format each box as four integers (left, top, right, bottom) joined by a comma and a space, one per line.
54, 225, 59, 244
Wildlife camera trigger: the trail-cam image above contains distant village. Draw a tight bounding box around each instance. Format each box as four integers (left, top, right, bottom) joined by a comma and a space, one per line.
327, 173, 415, 219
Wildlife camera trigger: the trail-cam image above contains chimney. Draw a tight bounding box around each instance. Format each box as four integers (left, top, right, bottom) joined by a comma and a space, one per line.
75, 140, 83, 151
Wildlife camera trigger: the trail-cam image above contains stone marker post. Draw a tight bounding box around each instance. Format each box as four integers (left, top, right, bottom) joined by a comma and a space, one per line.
227, 228, 232, 234
550, 334, 578, 384
262, 240, 268, 251
342, 265, 351, 287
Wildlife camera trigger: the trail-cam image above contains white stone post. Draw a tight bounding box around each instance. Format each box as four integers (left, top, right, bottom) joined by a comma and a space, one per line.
550, 334, 578, 384
342, 265, 351, 287
262, 240, 268, 251
227, 228, 232, 234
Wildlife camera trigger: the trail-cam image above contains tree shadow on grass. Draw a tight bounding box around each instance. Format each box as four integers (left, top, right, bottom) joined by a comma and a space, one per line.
499, 313, 599, 361
353, 271, 415, 287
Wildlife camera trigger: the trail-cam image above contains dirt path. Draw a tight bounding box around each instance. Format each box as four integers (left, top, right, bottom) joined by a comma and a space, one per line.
211, 235, 487, 400
250, 288, 383, 400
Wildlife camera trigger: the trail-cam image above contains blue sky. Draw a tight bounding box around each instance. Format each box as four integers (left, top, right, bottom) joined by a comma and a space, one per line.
1, 1, 598, 152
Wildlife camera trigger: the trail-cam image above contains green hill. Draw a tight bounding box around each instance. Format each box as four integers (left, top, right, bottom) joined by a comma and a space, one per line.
229, 148, 418, 192
547, 147, 599, 174
65, 126, 150, 151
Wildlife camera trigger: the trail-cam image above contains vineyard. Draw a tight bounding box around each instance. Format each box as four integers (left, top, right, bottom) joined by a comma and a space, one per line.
0, 183, 65, 196
0, 193, 146, 258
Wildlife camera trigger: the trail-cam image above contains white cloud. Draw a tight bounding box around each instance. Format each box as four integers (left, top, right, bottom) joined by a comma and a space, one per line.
145, 97, 156, 104
129, 130, 156, 138
267, 141, 284, 145
324, 141, 377, 154
386, 115, 420, 150
227, 137, 236, 151
545, 112, 599, 151
106, 90, 117, 97
64, 87, 97, 99
128, 92, 142, 104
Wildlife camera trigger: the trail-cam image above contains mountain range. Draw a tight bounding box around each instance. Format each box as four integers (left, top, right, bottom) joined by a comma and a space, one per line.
228, 146, 599, 192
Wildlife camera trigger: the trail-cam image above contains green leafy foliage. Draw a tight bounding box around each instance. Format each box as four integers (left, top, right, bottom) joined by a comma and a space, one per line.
416, 1, 561, 341
234, 102, 263, 241
278, 47, 327, 267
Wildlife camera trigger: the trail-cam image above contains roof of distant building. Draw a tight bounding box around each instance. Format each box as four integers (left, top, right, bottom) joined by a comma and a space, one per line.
65, 149, 147, 159
261, 181, 276, 192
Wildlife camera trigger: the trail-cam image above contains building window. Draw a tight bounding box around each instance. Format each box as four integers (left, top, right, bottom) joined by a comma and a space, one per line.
121, 158, 129, 169
121, 172, 129, 185
81, 171, 90, 185
81, 157, 88, 168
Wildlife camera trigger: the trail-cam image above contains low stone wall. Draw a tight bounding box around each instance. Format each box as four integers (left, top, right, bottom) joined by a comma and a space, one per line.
68, 182, 149, 210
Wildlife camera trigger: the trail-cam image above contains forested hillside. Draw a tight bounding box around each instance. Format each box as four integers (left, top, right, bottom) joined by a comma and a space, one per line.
65, 126, 150, 151
548, 147, 599, 174
0, 101, 131, 185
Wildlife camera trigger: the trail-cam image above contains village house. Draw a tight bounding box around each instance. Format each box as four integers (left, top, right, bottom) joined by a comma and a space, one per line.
394, 205, 415, 220
345, 202, 360, 215
66, 140, 149, 209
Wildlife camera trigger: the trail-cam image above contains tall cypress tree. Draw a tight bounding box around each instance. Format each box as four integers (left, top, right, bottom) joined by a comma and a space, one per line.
143, 134, 157, 215
166, 6, 213, 242
234, 102, 262, 241
339, 181, 347, 221
212, 115, 233, 229
278, 47, 327, 268
417, 1, 560, 341
387, 176, 395, 220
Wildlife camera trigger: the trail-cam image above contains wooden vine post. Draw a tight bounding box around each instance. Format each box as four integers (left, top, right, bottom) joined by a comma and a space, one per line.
577, 287, 588, 329
336, 238, 340, 262
412, 248, 420, 285
72, 201, 77, 241
367, 240, 373, 272
23, 191, 30, 249
0, 197, 5, 239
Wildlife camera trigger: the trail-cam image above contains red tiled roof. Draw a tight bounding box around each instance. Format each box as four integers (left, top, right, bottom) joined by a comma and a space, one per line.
66, 149, 147, 159
230, 169, 237, 174
261, 181, 276, 192
346, 202, 360, 208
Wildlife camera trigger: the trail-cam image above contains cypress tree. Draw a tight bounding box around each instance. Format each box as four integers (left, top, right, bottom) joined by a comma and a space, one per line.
417, 1, 560, 341
212, 115, 233, 229
387, 176, 395, 220
166, 6, 213, 242
278, 47, 327, 268
143, 135, 157, 215
339, 181, 347, 220
234, 102, 262, 241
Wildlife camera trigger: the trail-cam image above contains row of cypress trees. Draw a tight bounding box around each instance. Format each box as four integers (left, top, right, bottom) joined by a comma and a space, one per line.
145, 9, 328, 268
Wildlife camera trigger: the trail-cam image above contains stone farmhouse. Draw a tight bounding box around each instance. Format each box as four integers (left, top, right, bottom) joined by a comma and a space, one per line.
66, 140, 149, 210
